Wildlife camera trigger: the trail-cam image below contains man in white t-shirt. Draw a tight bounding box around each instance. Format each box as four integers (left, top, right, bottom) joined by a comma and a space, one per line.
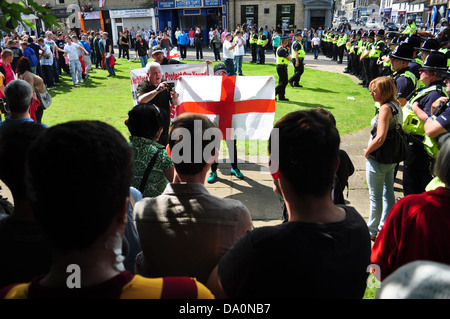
64, 36, 88, 85
223, 32, 236, 75
311, 33, 321, 60
233, 31, 246, 76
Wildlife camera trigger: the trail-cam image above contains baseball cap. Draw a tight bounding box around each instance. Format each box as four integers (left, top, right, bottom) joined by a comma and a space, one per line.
152, 45, 164, 55
214, 63, 227, 75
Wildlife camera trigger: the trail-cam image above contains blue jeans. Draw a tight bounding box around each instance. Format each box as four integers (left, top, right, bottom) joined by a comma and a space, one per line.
69, 59, 83, 83
105, 56, 115, 76
313, 46, 319, 59
366, 157, 397, 236
139, 55, 148, 68
234, 55, 243, 75
225, 58, 236, 76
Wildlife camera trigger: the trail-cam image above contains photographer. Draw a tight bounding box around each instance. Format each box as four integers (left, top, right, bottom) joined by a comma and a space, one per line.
136, 62, 179, 146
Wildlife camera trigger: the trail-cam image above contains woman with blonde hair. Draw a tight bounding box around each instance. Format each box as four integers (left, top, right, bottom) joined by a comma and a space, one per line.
364, 76, 404, 241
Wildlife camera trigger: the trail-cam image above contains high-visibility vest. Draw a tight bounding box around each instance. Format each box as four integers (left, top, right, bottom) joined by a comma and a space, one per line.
403, 85, 448, 158
337, 34, 347, 47
357, 40, 364, 55
402, 22, 417, 35
403, 84, 448, 136
369, 40, 385, 58
291, 40, 305, 59
276, 46, 290, 65
439, 48, 450, 67
393, 70, 417, 90
249, 33, 258, 44
257, 34, 265, 45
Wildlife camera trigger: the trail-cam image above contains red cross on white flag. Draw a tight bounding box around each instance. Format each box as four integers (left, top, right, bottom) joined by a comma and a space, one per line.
175, 76, 276, 140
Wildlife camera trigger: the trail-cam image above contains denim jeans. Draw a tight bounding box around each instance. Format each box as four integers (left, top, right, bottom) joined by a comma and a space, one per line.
139, 55, 148, 68
313, 46, 319, 59
69, 59, 83, 84
366, 157, 397, 236
105, 56, 116, 76
225, 58, 235, 76
234, 55, 243, 75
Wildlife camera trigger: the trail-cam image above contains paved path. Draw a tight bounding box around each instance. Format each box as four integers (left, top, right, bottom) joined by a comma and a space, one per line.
0, 48, 404, 227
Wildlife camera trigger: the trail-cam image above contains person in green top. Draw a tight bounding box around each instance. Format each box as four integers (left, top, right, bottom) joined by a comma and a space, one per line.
126, 104, 174, 198
402, 18, 417, 35
272, 30, 281, 58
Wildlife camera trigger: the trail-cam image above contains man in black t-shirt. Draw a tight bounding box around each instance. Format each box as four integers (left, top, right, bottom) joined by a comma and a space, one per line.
102, 32, 115, 77
136, 62, 180, 146
207, 109, 371, 299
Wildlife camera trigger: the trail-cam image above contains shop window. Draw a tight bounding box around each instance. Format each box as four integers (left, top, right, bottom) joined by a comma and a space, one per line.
277, 4, 295, 31
241, 5, 258, 26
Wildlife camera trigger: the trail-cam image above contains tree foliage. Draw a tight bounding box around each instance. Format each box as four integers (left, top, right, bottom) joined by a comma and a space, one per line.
0, 0, 59, 36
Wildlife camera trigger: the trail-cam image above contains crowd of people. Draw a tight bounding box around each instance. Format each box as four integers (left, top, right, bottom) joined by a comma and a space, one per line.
1, 19, 450, 299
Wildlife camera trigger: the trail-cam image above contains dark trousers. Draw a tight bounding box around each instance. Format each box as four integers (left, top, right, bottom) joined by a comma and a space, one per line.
251, 44, 257, 62
35, 105, 44, 123
275, 64, 288, 99
258, 46, 265, 64
195, 44, 203, 60
333, 44, 338, 60
96, 52, 103, 68
211, 140, 238, 171
289, 59, 304, 85
180, 44, 187, 59
403, 134, 434, 196
224, 59, 235, 76
338, 45, 345, 63
118, 45, 122, 58
122, 47, 130, 60
213, 46, 220, 61
41, 64, 54, 88
369, 58, 379, 82
363, 58, 371, 84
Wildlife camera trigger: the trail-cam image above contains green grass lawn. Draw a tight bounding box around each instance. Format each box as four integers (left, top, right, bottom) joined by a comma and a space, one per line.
44, 58, 375, 157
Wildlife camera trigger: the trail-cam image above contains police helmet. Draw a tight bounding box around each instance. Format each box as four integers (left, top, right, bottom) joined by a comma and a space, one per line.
390, 43, 414, 62
421, 38, 440, 52
404, 34, 422, 50
419, 52, 448, 72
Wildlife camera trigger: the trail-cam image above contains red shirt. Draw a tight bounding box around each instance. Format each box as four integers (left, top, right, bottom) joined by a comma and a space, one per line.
371, 187, 450, 281
0, 61, 14, 98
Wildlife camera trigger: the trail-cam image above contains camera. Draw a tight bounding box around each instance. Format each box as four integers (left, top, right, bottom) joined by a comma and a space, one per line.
166, 82, 175, 91
0, 98, 9, 115
435, 101, 449, 117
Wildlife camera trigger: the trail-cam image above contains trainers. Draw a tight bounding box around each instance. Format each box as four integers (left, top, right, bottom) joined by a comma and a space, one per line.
207, 171, 217, 183
231, 168, 244, 179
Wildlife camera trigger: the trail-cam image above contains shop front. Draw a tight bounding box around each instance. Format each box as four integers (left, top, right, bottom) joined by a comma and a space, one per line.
109, 9, 156, 47
156, 0, 227, 44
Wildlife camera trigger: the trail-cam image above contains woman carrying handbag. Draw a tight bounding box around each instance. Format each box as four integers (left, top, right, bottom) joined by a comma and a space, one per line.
364, 76, 406, 241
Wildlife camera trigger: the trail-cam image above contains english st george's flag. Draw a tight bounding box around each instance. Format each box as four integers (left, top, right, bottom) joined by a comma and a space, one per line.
175, 75, 276, 140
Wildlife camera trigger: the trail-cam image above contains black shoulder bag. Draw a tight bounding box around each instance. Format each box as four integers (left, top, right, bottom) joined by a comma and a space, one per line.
370, 102, 408, 164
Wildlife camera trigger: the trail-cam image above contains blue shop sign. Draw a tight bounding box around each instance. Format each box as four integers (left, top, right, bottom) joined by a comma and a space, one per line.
157, 0, 222, 9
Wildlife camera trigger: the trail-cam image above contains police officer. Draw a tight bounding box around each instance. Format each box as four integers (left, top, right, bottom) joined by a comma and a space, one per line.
337, 28, 347, 64
257, 27, 268, 64
402, 18, 417, 35
288, 32, 305, 88
368, 29, 385, 82
404, 34, 423, 79
389, 43, 417, 107
360, 31, 375, 88
275, 37, 291, 101
438, 35, 450, 67
402, 52, 449, 196
379, 32, 396, 76
250, 27, 258, 63
420, 38, 440, 64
